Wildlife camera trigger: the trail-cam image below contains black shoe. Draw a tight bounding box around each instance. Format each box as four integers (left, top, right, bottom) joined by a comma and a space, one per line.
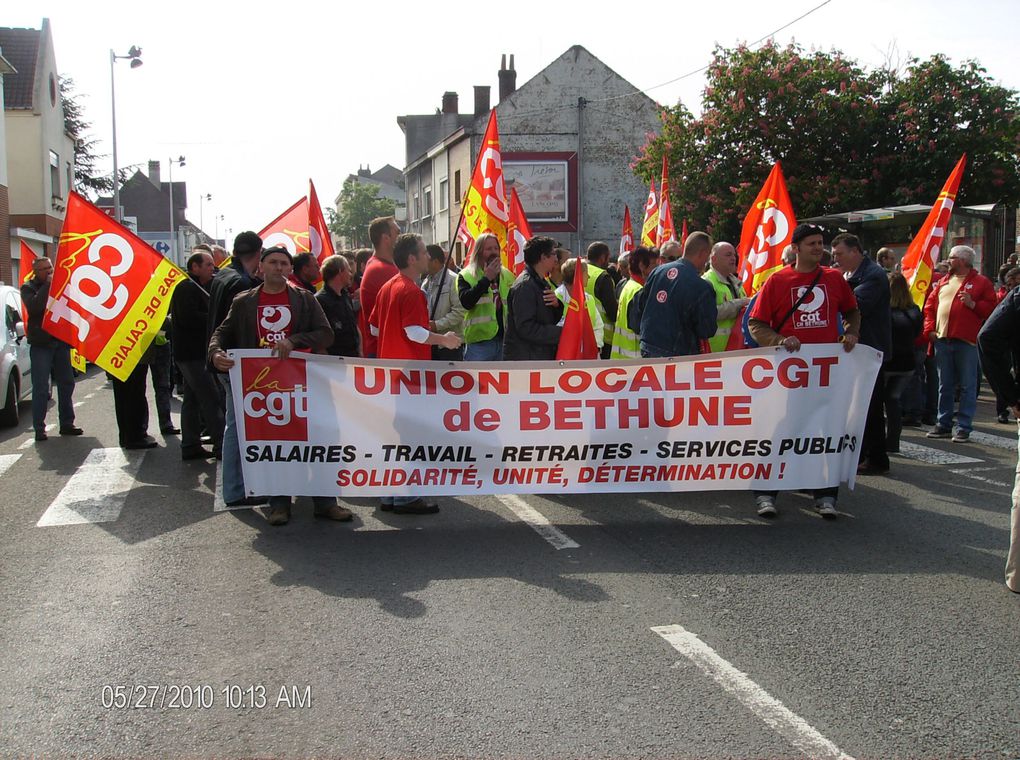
857, 459, 890, 476
161, 425, 181, 435
225, 495, 268, 507
122, 435, 158, 450
181, 446, 214, 461
998, 413, 1010, 424
34, 430, 48, 442
379, 502, 394, 512
59, 425, 84, 436
392, 498, 440, 515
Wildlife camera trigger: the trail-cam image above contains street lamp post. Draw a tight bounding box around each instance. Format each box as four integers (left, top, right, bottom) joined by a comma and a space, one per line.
109, 46, 142, 223
168, 155, 186, 264
215, 214, 225, 242
200, 193, 212, 233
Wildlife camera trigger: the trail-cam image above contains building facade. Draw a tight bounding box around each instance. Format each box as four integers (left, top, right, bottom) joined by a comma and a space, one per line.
333, 164, 406, 249
1, 19, 75, 283
399, 47, 662, 264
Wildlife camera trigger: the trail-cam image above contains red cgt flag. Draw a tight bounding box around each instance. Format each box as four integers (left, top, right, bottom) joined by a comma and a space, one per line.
556, 254, 599, 361
619, 205, 634, 256
42, 192, 186, 381
259, 197, 310, 256
506, 187, 533, 276
640, 180, 659, 247
656, 157, 676, 246
736, 162, 796, 296
308, 179, 335, 266
461, 110, 510, 268
901, 154, 967, 309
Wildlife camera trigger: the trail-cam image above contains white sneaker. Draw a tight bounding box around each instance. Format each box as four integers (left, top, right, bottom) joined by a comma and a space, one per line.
814, 497, 838, 518
755, 495, 778, 518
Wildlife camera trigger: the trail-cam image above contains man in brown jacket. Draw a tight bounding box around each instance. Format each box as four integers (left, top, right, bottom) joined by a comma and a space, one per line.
209, 245, 352, 525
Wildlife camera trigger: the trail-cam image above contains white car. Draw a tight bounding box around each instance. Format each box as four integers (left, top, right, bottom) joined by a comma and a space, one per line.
0, 284, 32, 427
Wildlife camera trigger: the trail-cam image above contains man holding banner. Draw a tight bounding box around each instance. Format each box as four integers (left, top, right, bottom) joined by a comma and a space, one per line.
748, 223, 861, 518
21, 256, 81, 442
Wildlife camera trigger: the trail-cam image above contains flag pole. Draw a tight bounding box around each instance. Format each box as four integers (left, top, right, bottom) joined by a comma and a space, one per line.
429, 192, 470, 322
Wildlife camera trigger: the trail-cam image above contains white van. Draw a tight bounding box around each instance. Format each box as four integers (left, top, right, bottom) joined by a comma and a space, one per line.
0, 284, 33, 426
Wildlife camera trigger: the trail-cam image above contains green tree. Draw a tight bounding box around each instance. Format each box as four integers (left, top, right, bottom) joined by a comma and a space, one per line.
329, 180, 397, 248
60, 77, 117, 197
637, 42, 1020, 242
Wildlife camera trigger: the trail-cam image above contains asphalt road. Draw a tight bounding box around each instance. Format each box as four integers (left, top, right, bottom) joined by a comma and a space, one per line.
1, 368, 1018, 759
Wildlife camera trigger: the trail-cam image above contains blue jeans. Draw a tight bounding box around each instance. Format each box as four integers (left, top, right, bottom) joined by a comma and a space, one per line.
218, 374, 247, 503
934, 338, 978, 433
464, 337, 503, 361
30, 343, 75, 432
380, 495, 417, 507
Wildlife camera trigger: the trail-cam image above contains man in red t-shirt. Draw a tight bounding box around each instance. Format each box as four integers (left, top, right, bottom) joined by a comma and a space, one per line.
747, 223, 862, 520
358, 216, 400, 357
369, 233, 462, 515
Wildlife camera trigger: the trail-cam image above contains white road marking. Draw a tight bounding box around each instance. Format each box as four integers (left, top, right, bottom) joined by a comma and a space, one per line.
212, 459, 227, 512
965, 430, 1016, 451
83, 393, 95, 400
899, 441, 983, 465
949, 467, 1014, 489
652, 625, 855, 760
37, 448, 146, 526
73, 401, 84, 408
497, 494, 580, 550
0, 453, 22, 478
18, 424, 55, 449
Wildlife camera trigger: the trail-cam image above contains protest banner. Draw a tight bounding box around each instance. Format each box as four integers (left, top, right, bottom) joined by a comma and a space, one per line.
42, 192, 185, 381
228, 344, 880, 498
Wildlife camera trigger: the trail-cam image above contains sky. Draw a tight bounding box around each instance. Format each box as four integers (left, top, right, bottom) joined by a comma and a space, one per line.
7, 0, 1019, 243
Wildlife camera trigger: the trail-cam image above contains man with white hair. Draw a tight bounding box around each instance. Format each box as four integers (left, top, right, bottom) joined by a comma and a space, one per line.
922, 245, 996, 442
703, 241, 750, 352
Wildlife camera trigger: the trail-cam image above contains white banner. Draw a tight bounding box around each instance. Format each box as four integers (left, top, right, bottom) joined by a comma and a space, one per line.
228, 345, 880, 498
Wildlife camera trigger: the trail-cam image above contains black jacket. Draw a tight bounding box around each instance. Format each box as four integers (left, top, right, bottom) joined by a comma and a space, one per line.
20, 277, 62, 348
887, 305, 922, 372
978, 287, 1020, 408
503, 267, 562, 361
847, 256, 891, 357
315, 285, 360, 357
170, 276, 211, 362
207, 260, 260, 343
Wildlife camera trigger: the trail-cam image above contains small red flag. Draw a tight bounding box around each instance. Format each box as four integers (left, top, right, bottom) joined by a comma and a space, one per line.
506, 187, 533, 276
556, 255, 599, 361
619, 205, 634, 255
308, 179, 335, 266
640, 180, 659, 247
259, 197, 310, 255
657, 157, 676, 246
461, 110, 510, 269
901, 154, 967, 308
736, 162, 796, 296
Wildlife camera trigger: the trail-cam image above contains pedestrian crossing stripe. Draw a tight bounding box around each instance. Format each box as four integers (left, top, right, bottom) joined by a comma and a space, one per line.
37, 447, 145, 527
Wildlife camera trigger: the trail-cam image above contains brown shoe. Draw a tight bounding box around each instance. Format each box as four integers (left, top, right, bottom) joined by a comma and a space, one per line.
314, 504, 354, 522
266, 506, 290, 526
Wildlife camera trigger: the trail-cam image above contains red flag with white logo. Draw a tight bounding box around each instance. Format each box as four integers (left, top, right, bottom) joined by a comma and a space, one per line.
259, 197, 310, 256
42, 192, 186, 381
556, 255, 599, 361
640, 180, 659, 247
656, 158, 676, 246
506, 187, 533, 276
736, 163, 796, 296
308, 179, 335, 266
900, 154, 967, 309
619, 205, 634, 256
461, 110, 510, 268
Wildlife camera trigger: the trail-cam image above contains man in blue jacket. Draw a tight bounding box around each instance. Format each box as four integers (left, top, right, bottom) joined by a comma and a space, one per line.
634, 231, 717, 357
833, 233, 891, 475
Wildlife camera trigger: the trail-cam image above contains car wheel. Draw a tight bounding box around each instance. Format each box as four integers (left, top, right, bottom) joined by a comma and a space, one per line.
0, 375, 19, 428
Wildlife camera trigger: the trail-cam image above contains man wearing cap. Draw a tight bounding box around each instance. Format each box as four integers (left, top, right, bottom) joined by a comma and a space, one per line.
209, 246, 352, 525
748, 223, 861, 519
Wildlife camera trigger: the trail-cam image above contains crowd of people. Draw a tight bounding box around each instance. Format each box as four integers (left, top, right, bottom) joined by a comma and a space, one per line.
18, 215, 1020, 593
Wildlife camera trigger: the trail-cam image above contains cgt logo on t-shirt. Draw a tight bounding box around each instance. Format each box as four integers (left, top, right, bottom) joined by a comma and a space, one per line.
240, 357, 309, 441
790, 284, 828, 330
258, 304, 292, 347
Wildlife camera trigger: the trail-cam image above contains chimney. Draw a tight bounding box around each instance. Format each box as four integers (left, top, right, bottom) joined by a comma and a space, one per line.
441, 91, 459, 114
498, 53, 517, 102
147, 160, 161, 187
473, 85, 491, 116
358, 165, 371, 178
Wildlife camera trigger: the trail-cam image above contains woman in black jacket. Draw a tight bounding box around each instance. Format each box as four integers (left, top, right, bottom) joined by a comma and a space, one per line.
884, 273, 923, 452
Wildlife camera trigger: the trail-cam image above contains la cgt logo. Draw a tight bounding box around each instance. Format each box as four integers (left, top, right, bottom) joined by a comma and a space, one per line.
241, 358, 310, 441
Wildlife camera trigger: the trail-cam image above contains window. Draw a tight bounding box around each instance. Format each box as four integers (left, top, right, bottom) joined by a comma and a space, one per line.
454, 170, 461, 204
423, 185, 432, 218
49, 151, 60, 199
412, 192, 420, 222
438, 178, 449, 211
66, 162, 73, 194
